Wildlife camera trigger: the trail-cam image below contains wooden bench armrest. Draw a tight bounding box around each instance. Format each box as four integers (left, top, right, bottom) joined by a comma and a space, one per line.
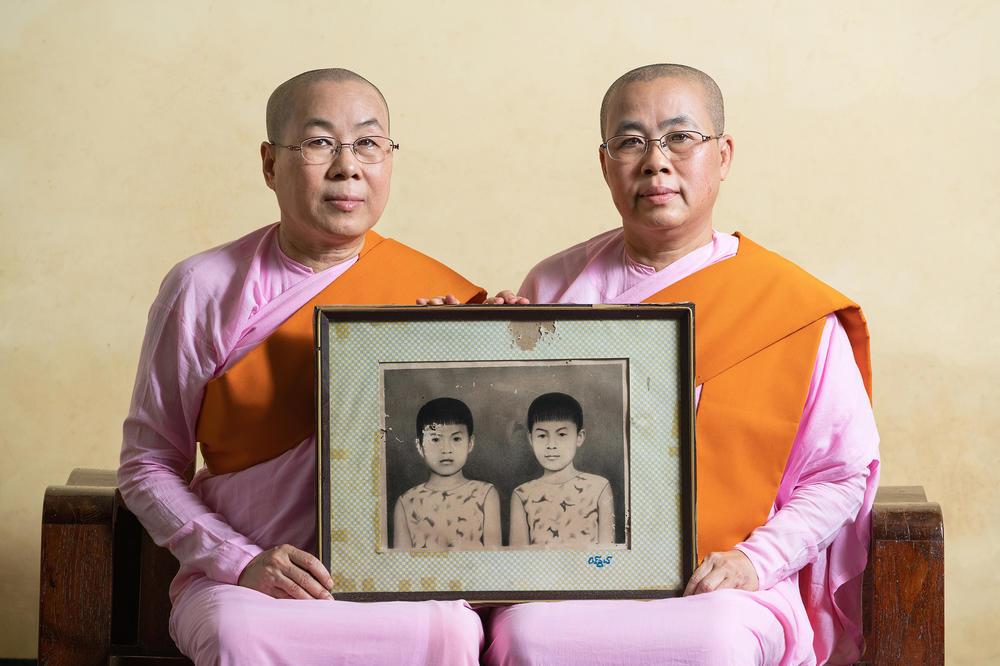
39, 468, 189, 666
860, 485, 944, 665
40, 469, 118, 665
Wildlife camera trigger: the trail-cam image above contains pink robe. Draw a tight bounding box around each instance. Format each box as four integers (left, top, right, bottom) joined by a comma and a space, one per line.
484, 229, 879, 666
119, 223, 483, 665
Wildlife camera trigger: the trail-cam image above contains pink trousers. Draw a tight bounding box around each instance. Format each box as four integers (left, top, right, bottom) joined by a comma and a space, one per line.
483, 587, 800, 666
170, 576, 484, 666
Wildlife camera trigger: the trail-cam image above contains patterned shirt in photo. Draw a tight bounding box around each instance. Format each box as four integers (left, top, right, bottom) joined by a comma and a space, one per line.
513, 472, 611, 546
399, 479, 495, 549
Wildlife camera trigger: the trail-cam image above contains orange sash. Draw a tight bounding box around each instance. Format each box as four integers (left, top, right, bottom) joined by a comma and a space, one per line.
195, 230, 486, 474
646, 234, 871, 558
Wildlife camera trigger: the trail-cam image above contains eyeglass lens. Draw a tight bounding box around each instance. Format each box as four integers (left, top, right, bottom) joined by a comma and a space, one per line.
606, 132, 707, 160
300, 137, 394, 164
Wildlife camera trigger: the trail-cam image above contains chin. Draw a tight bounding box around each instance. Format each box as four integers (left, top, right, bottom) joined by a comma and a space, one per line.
625, 217, 687, 236
318, 219, 377, 240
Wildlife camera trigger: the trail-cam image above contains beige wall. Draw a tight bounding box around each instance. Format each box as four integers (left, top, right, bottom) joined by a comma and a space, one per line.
2, 1, 996, 662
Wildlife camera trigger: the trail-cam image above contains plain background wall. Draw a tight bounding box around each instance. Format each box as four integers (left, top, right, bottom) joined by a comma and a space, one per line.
1, 1, 996, 662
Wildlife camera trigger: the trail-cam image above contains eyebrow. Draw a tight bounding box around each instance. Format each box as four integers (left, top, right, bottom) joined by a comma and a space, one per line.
613, 114, 700, 136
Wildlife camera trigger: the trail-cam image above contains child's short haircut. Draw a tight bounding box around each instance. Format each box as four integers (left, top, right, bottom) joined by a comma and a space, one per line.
416, 397, 474, 438
527, 392, 583, 431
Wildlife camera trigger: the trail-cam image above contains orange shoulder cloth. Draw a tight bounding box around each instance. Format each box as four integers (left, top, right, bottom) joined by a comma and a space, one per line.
196, 230, 486, 475
646, 234, 871, 558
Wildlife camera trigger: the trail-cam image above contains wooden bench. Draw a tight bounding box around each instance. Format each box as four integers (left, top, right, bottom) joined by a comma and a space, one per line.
38, 469, 944, 665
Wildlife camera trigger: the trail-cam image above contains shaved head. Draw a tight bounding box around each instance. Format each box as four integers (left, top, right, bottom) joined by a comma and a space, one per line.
600, 64, 724, 140
266, 68, 389, 143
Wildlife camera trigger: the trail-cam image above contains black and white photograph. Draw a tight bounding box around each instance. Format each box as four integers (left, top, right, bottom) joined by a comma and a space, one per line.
381, 360, 630, 552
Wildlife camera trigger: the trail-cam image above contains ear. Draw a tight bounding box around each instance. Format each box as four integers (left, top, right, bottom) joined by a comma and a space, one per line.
261, 141, 277, 191
576, 427, 586, 447
467, 434, 475, 454
718, 134, 734, 182
599, 146, 611, 186
414, 437, 425, 459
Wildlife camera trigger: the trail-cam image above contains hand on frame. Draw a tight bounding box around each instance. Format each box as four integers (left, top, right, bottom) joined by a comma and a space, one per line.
486, 290, 530, 305
415, 294, 462, 305
238, 544, 335, 600
683, 549, 759, 596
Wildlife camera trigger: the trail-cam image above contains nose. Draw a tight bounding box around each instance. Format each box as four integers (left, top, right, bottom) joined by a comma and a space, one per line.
326, 144, 362, 180
641, 140, 673, 176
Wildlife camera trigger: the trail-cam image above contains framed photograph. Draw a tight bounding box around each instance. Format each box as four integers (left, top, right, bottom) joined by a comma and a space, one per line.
316, 304, 695, 603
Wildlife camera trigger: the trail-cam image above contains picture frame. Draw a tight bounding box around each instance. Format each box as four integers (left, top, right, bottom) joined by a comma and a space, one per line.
315, 304, 695, 603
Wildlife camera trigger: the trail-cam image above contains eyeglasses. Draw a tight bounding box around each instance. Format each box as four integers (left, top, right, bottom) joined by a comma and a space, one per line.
270, 136, 399, 165
601, 130, 722, 162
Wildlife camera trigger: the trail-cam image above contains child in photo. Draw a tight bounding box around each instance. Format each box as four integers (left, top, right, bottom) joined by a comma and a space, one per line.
393, 397, 501, 550
510, 392, 615, 547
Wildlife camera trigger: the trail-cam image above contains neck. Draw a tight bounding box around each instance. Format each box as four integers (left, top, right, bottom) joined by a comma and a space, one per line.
623, 223, 714, 272
277, 226, 367, 272
541, 464, 579, 484
425, 472, 468, 491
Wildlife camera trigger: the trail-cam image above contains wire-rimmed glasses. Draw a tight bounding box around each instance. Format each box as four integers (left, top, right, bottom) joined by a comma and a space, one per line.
270, 136, 399, 164
601, 130, 722, 161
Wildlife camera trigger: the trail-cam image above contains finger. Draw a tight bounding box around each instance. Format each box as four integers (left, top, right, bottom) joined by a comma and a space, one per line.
444, 294, 460, 305
683, 560, 712, 596
272, 587, 293, 600
290, 568, 333, 600
288, 549, 335, 596
274, 558, 333, 601
288, 548, 332, 583
500, 295, 531, 305
692, 568, 728, 595
713, 573, 740, 592
275, 571, 317, 601
415, 298, 429, 305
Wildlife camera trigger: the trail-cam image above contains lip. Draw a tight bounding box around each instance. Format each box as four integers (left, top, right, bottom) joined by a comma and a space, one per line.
639, 186, 679, 205
325, 195, 364, 211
